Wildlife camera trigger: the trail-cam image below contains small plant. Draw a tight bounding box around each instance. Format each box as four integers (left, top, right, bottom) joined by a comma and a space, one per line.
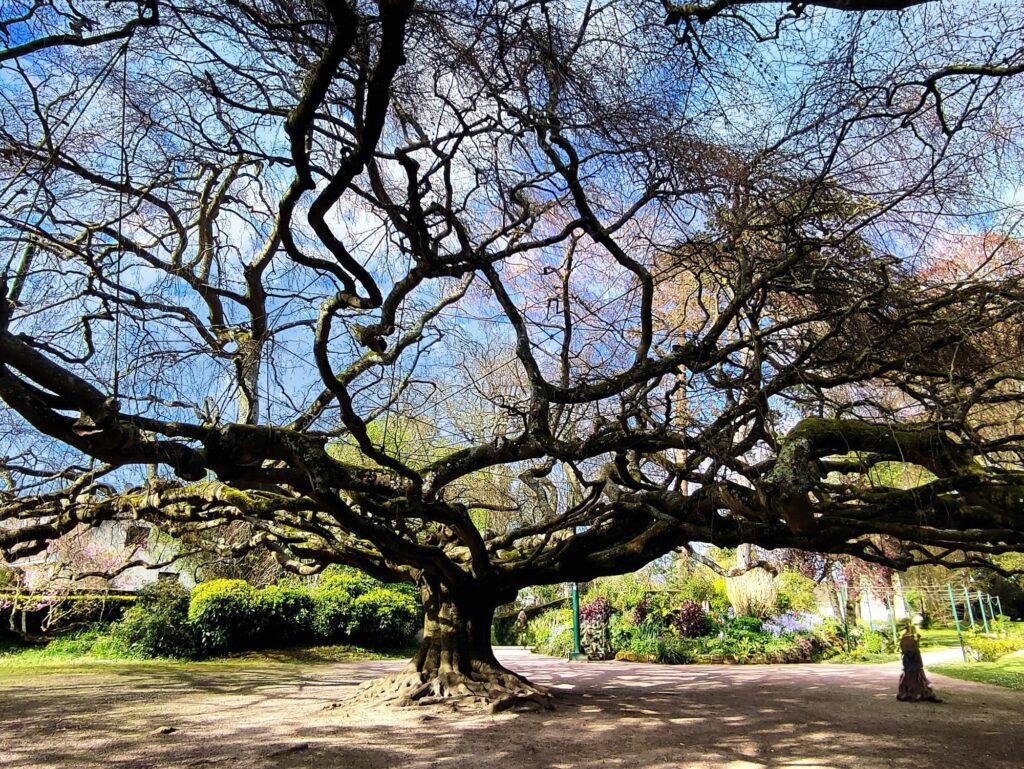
633, 595, 653, 625
762, 611, 820, 637
672, 600, 710, 638
657, 637, 696, 664
580, 596, 614, 625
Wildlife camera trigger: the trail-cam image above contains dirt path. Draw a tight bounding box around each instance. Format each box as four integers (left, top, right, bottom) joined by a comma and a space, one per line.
1, 647, 1021, 769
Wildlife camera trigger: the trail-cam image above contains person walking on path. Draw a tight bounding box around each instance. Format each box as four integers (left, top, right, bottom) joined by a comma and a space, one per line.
897, 626, 942, 703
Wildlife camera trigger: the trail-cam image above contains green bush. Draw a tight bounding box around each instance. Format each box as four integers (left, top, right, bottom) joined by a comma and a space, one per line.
776, 571, 818, 614
626, 623, 661, 659
858, 627, 894, 655
318, 570, 378, 599
657, 637, 696, 664
189, 579, 261, 653
348, 588, 419, 647
312, 583, 355, 642
608, 612, 639, 652
257, 585, 315, 645
966, 631, 1024, 662
113, 581, 198, 658
526, 607, 573, 656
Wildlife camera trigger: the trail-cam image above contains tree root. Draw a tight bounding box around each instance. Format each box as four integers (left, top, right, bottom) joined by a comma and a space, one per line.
339, 667, 554, 714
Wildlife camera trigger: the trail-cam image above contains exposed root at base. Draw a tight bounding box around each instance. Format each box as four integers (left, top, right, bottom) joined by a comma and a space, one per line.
334, 669, 554, 714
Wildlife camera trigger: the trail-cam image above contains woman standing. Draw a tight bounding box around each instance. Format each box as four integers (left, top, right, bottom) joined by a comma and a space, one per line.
897, 626, 942, 702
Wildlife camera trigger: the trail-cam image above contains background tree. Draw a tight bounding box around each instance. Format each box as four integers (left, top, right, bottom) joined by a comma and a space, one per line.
2, 0, 1024, 708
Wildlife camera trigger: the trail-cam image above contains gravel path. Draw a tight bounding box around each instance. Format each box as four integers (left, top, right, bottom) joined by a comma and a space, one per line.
1, 647, 1021, 769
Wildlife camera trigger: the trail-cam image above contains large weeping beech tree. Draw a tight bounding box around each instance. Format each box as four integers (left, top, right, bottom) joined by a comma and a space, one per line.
3, 0, 1024, 708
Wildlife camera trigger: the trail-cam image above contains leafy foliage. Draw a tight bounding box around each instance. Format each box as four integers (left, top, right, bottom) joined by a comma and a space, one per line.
347, 588, 419, 647
113, 580, 197, 658
965, 629, 1024, 661
672, 600, 710, 638
580, 596, 614, 625
257, 585, 316, 645
188, 579, 262, 653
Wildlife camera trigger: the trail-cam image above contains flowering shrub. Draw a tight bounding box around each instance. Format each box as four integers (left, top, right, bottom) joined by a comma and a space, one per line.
763, 611, 821, 637
633, 595, 653, 625
672, 600, 710, 638
580, 596, 613, 625
965, 630, 1024, 662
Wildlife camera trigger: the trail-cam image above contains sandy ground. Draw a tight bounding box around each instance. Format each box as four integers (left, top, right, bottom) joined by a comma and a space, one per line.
1, 647, 1022, 769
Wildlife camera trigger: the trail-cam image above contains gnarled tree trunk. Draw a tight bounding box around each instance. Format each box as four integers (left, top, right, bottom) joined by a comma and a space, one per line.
352, 581, 552, 712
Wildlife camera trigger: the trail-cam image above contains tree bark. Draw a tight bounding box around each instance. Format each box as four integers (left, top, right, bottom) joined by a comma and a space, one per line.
351, 581, 552, 712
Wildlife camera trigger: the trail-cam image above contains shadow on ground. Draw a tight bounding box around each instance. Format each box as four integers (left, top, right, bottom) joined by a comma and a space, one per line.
1, 648, 1021, 769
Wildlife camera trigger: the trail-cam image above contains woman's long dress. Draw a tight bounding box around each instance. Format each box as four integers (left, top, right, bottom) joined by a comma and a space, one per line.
897, 636, 938, 702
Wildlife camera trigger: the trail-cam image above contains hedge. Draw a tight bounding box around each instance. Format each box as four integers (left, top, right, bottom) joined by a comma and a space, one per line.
106, 574, 422, 658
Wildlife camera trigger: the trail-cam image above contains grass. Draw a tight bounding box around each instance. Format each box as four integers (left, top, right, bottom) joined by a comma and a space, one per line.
919, 627, 965, 651
0, 627, 410, 674
931, 654, 1024, 691
821, 651, 900, 664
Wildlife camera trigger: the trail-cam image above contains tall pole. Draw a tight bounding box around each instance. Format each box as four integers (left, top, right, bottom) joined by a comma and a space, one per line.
986, 593, 997, 626
865, 587, 874, 631
978, 589, 990, 633
947, 584, 967, 662
885, 593, 899, 645
839, 584, 850, 653
996, 595, 1004, 618
571, 582, 581, 657
964, 587, 976, 628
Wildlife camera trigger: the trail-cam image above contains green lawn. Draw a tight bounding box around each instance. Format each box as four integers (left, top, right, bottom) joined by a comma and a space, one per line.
0, 627, 408, 674
932, 655, 1024, 691
919, 627, 966, 651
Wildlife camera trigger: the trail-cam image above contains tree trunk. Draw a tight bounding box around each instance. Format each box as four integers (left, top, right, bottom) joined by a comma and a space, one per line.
350, 582, 552, 712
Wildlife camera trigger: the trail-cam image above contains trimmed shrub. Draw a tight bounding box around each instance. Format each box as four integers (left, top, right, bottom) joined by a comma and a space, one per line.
189, 579, 261, 653
257, 585, 315, 646
312, 583, 355, 642
348, 588, 419, 647
318, 571, 378, 599
113, 580, 198, 658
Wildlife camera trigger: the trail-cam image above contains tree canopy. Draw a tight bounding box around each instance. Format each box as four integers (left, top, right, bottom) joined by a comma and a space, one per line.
2, 0, 1024, 706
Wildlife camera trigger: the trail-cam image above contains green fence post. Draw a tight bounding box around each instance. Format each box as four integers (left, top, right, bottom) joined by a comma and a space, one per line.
947, 583, 967, 662
571, 582, 582, 657
886, 593, 899, 645
986, 593, 997, 624
977, 589, 990, 633
964, 587, 976, 628
839, 584, 850, 653
996, 595, 1004, 618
